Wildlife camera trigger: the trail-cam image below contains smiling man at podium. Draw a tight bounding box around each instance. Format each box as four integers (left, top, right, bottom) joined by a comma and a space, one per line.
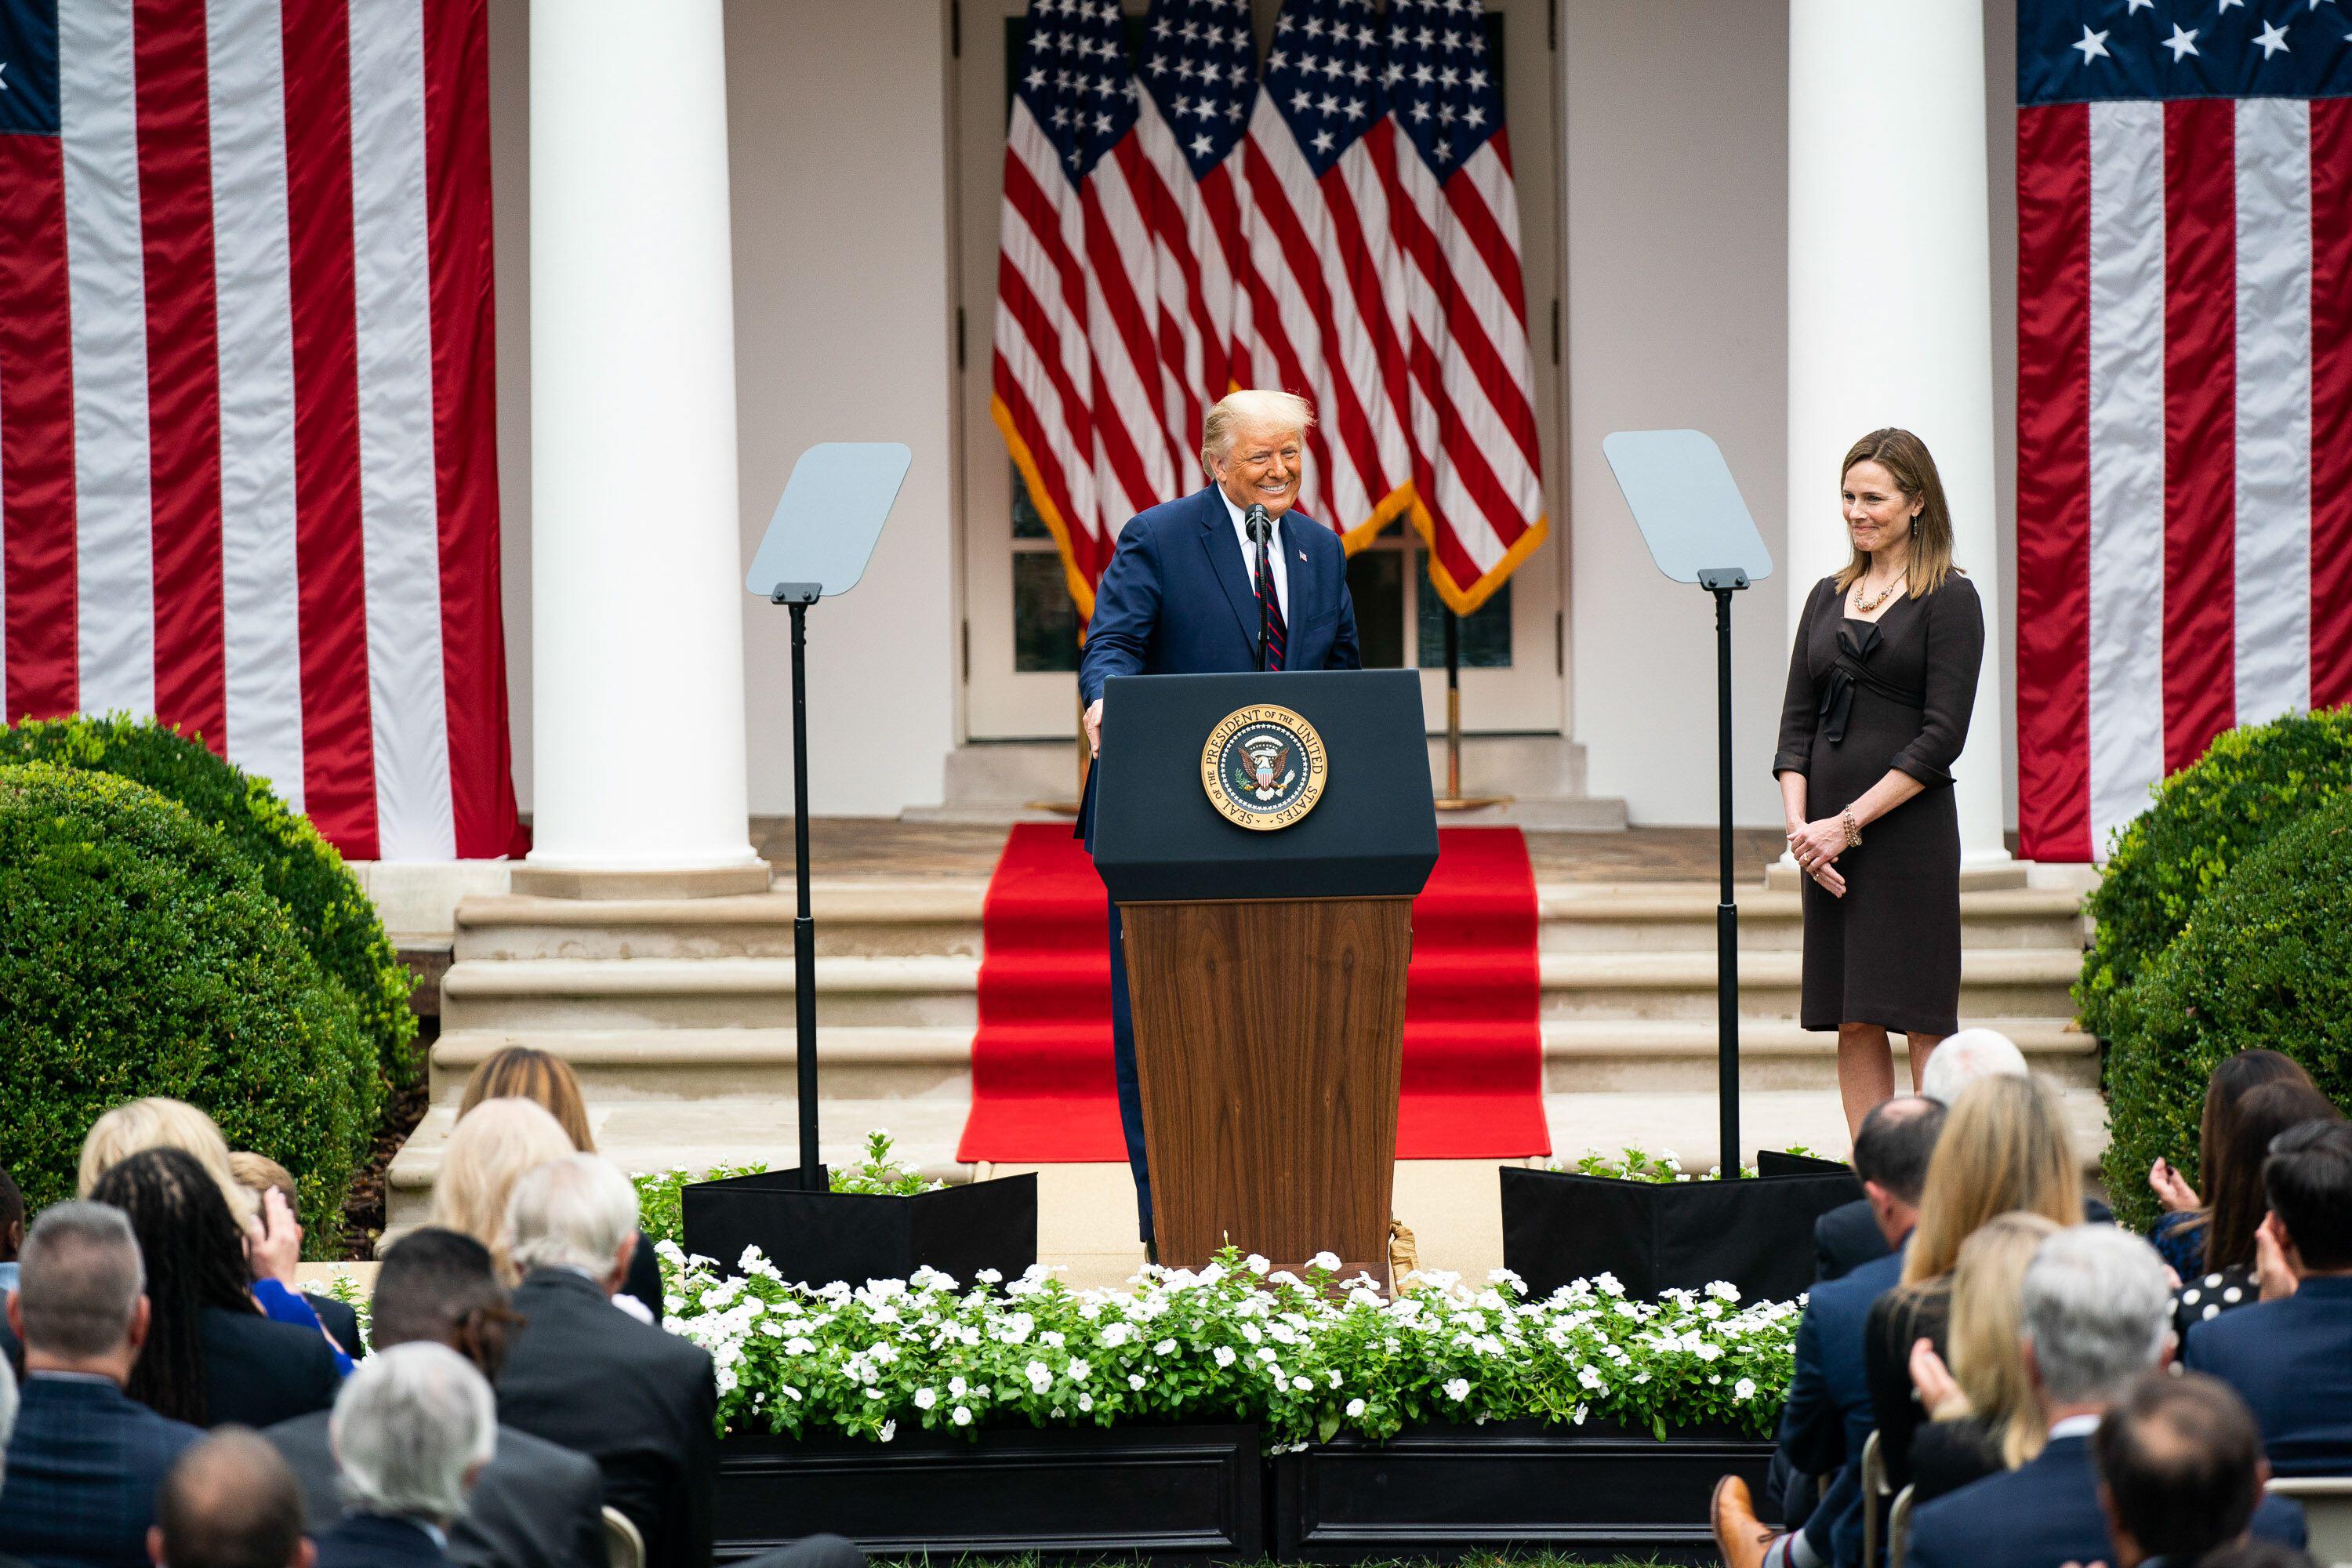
1076, 389, 1364, 1254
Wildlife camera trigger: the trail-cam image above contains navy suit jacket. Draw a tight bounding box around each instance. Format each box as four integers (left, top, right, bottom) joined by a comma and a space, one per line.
315, 1514, 456, 1568
2183, 1274, 2352, 1475
1904, 1432, 2307, 1568
1777, 1243, 1905, 1565
0, 1374, 201, 1568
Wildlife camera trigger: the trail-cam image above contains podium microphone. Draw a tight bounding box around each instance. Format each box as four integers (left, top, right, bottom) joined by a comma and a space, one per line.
1245, 503, 1272, 672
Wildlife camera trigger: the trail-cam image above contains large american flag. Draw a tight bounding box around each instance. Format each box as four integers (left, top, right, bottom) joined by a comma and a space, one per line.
2016, 0, 2352, 860
0, 0, 514, 861
992, 0, 1546, 617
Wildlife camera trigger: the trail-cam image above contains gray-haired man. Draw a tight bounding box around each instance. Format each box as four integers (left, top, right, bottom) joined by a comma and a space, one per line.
315, 1344, 494, 1568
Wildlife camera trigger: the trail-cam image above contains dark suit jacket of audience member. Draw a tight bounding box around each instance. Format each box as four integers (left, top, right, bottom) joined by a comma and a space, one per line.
1813, 1195, 2117, 1283
495, 1269, 716, 1568
267, 1408, 608, 1568
1863, 1281, 1949, 1490
622, 1235, 664, 1323
0, 1374, 202, 1568
201, 1305, 340, 1428
315, 1512, 457, 1568
1777, 1245, 1906, 1566
1903, 1432, 2307, 1568
1907, 1412, 2002, 1505
304, 1291, 367, 1362
2183, 1275, 2352, 1475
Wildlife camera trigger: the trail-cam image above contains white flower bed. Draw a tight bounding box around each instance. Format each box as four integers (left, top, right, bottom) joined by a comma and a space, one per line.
658, 1243, 1801, 1449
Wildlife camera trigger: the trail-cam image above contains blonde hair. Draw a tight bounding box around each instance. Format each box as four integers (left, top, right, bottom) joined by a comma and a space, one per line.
457, 1047, 595, 1152
429, 1098, 575, 1280
1901, 1075, 2082, 1288
227, 1151, 299, 1207
1200, 390, 1313, 477
1835, 427, 1959, 598
1943, 1210, 2063, 1470
79, 1097, 260, 1228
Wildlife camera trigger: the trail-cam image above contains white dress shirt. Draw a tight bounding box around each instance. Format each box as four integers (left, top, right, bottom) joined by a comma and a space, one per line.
1216, 485, 1290, 621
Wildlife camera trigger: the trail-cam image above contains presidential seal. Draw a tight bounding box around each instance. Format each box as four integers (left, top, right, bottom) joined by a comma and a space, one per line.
1200, 704, 1328, 830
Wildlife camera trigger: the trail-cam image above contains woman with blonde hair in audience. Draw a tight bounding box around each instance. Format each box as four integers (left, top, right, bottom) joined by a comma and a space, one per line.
452, 1047, 663, 1318
430, 1096, 577, 1282
78, 1095, 349, 1370
1864, 1073, 2084, 1486
1899, 1210, 2063, 1503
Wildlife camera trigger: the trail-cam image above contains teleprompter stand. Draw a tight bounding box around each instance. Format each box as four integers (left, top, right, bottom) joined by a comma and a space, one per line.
1602, 430, 1773, 1175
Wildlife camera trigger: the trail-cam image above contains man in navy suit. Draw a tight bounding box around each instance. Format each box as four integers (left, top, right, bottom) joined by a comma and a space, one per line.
2183, 1117, 2352, 1475
314, 1345, 495, 1568
1904, 1225, 2307, 1568
1076, 389, 1363, 1248
0, 1203, 201, 1568
1713, 1095, 1945, 1568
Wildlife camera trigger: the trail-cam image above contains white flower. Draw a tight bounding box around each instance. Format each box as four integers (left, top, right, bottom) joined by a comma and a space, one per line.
914, 1387, 938, 1410
952, 1406, 973, 1426
1213, 1345, 1236, 1368
879, 1420, 896, 1442
1127, 1374, 1146, 1390
1735, 1378, 1758, 1402
1077, 1393, 1094, 1412
1308, 1250, 1341, 1272
1245, 1254, 1272, 1275
1068, 1358, 1091, 1381
1345, 1397, 1367, 1417
948, 1376, 967, 1399
1153, 1338, 1176, 1356
975, 1269, 1004, 1284
1292, 1376, 1312, 1392
1443, 1377, 1471, 1402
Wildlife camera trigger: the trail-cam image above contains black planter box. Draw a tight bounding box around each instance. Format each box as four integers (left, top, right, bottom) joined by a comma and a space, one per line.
1273, 1415, 1775, 1563
714, 1423, 1263, 1563
1501, 1152, 1861, 1305
683, 1167, 1037, 1288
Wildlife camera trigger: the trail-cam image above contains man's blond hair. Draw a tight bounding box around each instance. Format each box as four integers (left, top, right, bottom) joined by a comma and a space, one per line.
1200, 390, 1313, 476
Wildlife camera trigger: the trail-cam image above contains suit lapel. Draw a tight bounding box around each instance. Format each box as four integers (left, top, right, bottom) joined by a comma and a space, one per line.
1196, 488, 1263, 659
1279, 514, 1316, 637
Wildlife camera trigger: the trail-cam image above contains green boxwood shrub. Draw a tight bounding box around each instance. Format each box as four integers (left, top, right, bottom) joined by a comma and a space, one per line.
0, 763, 372, 1245
0, 713, 417, 1090
2078, 707, 2352, 1046
2100, 793, 2352, 1232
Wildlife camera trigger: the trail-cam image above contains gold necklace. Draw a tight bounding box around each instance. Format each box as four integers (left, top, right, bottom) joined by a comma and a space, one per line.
1855, 564, 1904, 613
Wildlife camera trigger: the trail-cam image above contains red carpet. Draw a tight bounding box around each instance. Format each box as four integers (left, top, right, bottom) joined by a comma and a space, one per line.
954, 824, 1551, 1162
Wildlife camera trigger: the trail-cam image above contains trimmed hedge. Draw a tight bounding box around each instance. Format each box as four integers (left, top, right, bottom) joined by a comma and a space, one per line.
0, 713, 418, 1090
2077, 707, 2352, 1047
0, 763, 372, 1243
2100, 793, 2352, 1232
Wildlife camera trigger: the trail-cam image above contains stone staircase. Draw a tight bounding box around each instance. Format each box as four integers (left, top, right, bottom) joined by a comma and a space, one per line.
383, 879, 2097, 1232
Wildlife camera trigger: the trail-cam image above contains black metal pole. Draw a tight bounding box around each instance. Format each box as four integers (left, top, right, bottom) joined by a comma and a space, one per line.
1714, 585, 1741, 1176
789, 598, 820, 1181
1254, 525, 1271, 672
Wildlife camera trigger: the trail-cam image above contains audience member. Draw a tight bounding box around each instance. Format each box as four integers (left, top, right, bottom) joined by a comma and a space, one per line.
454, 1050, 660, 1320
147, 1430, 310, 1568
1712, 1095, 1947, 1568
79, 1101, 344, 1365
267, 1229, 604, 1568
2183, 1544, 2319, 1568
314, 1345, 495, 1568
1867, 1073, 2085, 1490
0, 1167, 23, 1296
224, 1156, 363, 1364
2183, 1119, 2352, 1474
1904, 1225, 2306, 1568
0, 1204, 201, 1568
1903, 1210, 2062, 1503
2147, 1051, 2318, 1279
428, 1100, 575, 1284
2089, 1371, 2271, 1568
88, 1150, 336, 1429
0, 1359, 19, 1568
2172, 1083, 2342, 1340
494, 1156, 714, 1568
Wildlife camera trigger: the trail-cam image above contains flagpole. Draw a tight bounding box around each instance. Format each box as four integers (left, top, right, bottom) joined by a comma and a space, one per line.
1432, 604, 1508, 811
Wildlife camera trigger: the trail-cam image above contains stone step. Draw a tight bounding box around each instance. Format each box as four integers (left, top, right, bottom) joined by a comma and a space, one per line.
437, 956, 982, 1033
1535, 948, 2080, 1021
452, 884, 989, 963
1540, 1018, 2096, 1092
1537, 884, 2088, 953
429, 1027, 973, 1102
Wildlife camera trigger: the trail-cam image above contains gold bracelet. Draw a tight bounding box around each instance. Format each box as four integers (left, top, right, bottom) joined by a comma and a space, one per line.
1841, 809, 1861, 848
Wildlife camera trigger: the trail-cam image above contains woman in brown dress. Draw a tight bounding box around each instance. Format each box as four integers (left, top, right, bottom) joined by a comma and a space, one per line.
1774, 428, 1985, 1136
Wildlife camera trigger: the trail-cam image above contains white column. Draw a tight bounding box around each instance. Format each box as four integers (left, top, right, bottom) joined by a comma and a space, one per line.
525, 0, 763, 881
1787, 0, 2010, 866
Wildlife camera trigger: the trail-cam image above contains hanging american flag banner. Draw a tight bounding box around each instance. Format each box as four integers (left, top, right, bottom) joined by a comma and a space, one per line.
1378, 0, 1546, 615
1232, 0, 1417, 543
2016, 2, 2352, 861
0, 0, 514, 862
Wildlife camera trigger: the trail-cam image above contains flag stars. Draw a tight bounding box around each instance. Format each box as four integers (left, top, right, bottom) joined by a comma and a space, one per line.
2255, 18, 2292, 52
2125, 0, 2154, 10
2071, 24, 2113, 61
2161, 22, 2200, 56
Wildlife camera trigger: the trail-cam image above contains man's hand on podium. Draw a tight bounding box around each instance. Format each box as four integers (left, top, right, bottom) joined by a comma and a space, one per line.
1084, 698, 1105, 757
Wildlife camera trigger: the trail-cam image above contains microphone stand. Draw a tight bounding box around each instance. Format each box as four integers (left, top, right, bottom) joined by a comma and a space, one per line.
1250, 510, 1272, 673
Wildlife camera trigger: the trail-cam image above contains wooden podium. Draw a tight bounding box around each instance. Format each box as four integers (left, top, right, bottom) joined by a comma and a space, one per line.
1092, 670, 1438, 1280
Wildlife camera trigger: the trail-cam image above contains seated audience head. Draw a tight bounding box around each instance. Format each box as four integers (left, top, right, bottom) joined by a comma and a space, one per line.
2260, 1117, 2352, 1279
2091, 1370, 2267, 1568
149, 1428, 312, 1568
0, 1163, 23, 1265
9, 1200, 150, 1381
328, 1342, 496, 1528
89, 1147, 260, 1425
370, 1228, 514, 1376
2201, 1081, 2343, 1275
1944, 1208, 2063, 1469
1902, 1073, 2083, 1287
2020, 1223, 2173, 1417
225, 1152, 303, 1226
456, 1047, 595, 1152
80, 1098, 261, 1230
1850, 1094, 1947, 1245
429, 1098, 576, 1280
2188, 1544, 2318, 1568
1918, 1027, 2028, 1104
504, 1154, 641, 1294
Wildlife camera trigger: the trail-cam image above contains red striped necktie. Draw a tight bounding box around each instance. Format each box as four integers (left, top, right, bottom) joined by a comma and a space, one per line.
1256, 542, 1287, 671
